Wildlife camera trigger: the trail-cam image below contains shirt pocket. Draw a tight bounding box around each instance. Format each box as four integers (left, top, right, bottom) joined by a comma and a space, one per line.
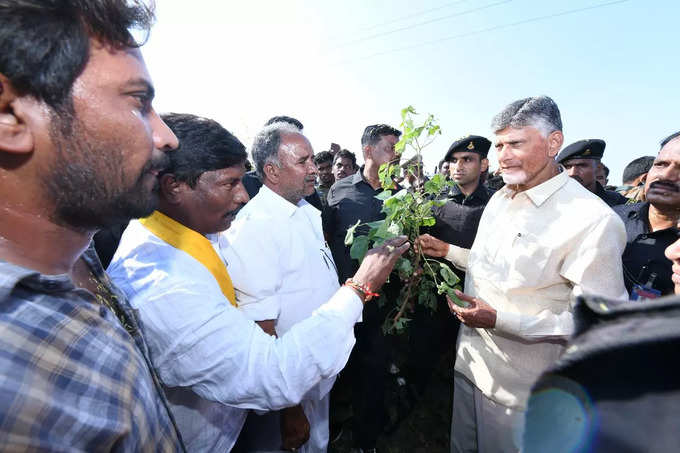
503, 230, 552, 290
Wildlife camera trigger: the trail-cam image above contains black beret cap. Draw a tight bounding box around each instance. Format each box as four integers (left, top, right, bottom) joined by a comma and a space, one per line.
557, 139, 606, 163
444, 135, 491, 161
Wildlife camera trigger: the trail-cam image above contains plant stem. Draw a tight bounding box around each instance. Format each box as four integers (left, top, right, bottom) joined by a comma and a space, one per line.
392, 239, 422, 329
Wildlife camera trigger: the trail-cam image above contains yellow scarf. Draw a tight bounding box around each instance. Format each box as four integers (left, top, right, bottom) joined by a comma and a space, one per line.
139, 211, 237, 306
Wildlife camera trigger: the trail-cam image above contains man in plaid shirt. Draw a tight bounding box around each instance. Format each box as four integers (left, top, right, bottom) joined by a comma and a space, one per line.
0, 1, 184, 450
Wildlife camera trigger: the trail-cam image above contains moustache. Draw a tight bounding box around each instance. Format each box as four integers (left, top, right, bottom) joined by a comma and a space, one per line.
650, 180, 680, 192
143, 152, 171, 176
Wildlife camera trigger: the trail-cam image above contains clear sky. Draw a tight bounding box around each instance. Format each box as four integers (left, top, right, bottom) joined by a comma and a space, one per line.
143, 0, 679, 184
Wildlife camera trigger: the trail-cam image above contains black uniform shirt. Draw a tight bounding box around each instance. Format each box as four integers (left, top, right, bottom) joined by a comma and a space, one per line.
596, 182, 628, 207
613, 201, 678, 297
428, 182, 494, 249
325, 167, 392, 282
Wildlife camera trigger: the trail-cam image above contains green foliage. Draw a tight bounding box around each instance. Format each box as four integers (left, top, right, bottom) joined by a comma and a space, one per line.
346, 106, 463, 334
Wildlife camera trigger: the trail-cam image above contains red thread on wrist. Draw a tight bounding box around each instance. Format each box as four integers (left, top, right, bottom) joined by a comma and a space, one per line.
344, 278, 380, 301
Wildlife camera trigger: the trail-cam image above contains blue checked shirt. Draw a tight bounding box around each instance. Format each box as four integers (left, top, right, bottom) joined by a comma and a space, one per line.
0, 245, 185, 452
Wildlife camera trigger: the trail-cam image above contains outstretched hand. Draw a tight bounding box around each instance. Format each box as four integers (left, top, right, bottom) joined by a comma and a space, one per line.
447, 289, 496, 329
352, 235, 410, 300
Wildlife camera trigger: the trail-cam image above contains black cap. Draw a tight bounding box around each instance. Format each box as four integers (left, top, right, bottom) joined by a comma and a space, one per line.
444, 135, 491, 161
557, 139, 605, 163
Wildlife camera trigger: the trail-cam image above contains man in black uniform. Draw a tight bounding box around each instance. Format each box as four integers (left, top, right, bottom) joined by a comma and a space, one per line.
613, 131, 680, 299
429, 135, 495, 253
557, 139, 627, 207
415, 135, 496, 372
325, 123, 402, 453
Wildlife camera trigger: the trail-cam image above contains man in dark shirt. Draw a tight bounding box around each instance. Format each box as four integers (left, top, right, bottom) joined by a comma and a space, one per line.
557, 139, 627, 207
325, 123, 402, 453
613, 131, 680, 299
314, 150, 335, 207
429, 135, 495, 251
414, 136, 495, 386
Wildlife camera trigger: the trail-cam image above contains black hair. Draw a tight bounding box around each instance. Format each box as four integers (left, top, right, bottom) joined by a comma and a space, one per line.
313, 151, 333, 166
333, 149, 358, 168
0, 0, 153, 111
622, 156, 655, 185
361, 124, 401, 147
161, 113, 247, 188
660, 131, 680, 149
264, 115, 303, 130
599, 163, 610, 177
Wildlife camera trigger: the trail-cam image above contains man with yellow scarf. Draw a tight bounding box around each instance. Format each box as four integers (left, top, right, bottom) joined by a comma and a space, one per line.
108, 113, 408, 452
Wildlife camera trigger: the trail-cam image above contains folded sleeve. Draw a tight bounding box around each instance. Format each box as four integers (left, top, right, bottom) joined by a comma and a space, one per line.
444, 244, 470, 271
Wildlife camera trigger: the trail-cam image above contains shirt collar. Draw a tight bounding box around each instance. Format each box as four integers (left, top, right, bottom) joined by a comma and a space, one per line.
351, 167, 367, 186
502, 170, 569, 207
624, 201, 651, 233
450, 182, 490, 201
0, 260, 38, 302
258, 184, 308, 218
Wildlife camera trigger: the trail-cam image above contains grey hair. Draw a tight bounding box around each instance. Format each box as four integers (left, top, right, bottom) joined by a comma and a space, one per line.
251, 122, 301, 179
490, 96, 563, 137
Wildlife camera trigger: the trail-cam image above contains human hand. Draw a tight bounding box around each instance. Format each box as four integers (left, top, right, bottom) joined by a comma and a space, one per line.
416, 233, 450, 258
447, 289, 496, 329
352, 235, 410, 301
280, 405, 310, 451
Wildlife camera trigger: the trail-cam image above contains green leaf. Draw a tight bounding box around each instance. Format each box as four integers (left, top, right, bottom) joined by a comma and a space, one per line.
344, 219, 361, 246
428, 124, 441, 136
423, 173, 446, 195
440, 264, 460, 286
350, 235, 370, 262
422, 217, 436, 227
395, 257, 413, 279
365, 220, 384, 230
417, 284, 437, 311
375, 190, 393, 201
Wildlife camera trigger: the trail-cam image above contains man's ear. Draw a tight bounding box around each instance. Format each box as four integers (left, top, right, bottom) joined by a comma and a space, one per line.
362, 144, 372, 161
547, 130, 564, 158
480, 157, 489, 173
263, 161, 280, 185
639, 173, 648, 186
0, 75, 34, 154
159, 173, 184, 204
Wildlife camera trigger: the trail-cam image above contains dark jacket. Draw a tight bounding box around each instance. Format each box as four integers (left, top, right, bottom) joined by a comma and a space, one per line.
524, 294, 680, 453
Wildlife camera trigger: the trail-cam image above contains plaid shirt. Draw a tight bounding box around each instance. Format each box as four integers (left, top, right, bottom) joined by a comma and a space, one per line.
0, 245, 185, 452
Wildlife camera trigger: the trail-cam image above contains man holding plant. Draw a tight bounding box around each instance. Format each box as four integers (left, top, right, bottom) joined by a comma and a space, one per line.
418, 96, 628, 452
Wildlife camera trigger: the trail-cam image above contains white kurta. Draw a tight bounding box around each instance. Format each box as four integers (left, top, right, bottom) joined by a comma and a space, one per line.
445, 171, 628, 410
108, 219, 361, 452
220, 185, 342, 451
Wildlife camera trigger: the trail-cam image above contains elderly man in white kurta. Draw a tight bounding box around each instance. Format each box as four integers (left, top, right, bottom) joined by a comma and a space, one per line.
418, 96, 628, 453
221, 122, 340, 452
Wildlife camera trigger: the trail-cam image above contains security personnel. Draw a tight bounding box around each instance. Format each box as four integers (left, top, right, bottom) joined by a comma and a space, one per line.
557, 139, 627, 207
612, 131, 680, 299
409, 135, 496, 396
429, 135, 495, 251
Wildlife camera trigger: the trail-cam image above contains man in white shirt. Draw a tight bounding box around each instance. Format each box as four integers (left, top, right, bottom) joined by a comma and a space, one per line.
418, 96, 628, 452
108, 113, 409, 452
221, 122, 339, 451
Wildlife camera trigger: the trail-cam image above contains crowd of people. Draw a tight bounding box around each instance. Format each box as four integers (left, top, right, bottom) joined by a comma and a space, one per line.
1, 1, 679, 453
